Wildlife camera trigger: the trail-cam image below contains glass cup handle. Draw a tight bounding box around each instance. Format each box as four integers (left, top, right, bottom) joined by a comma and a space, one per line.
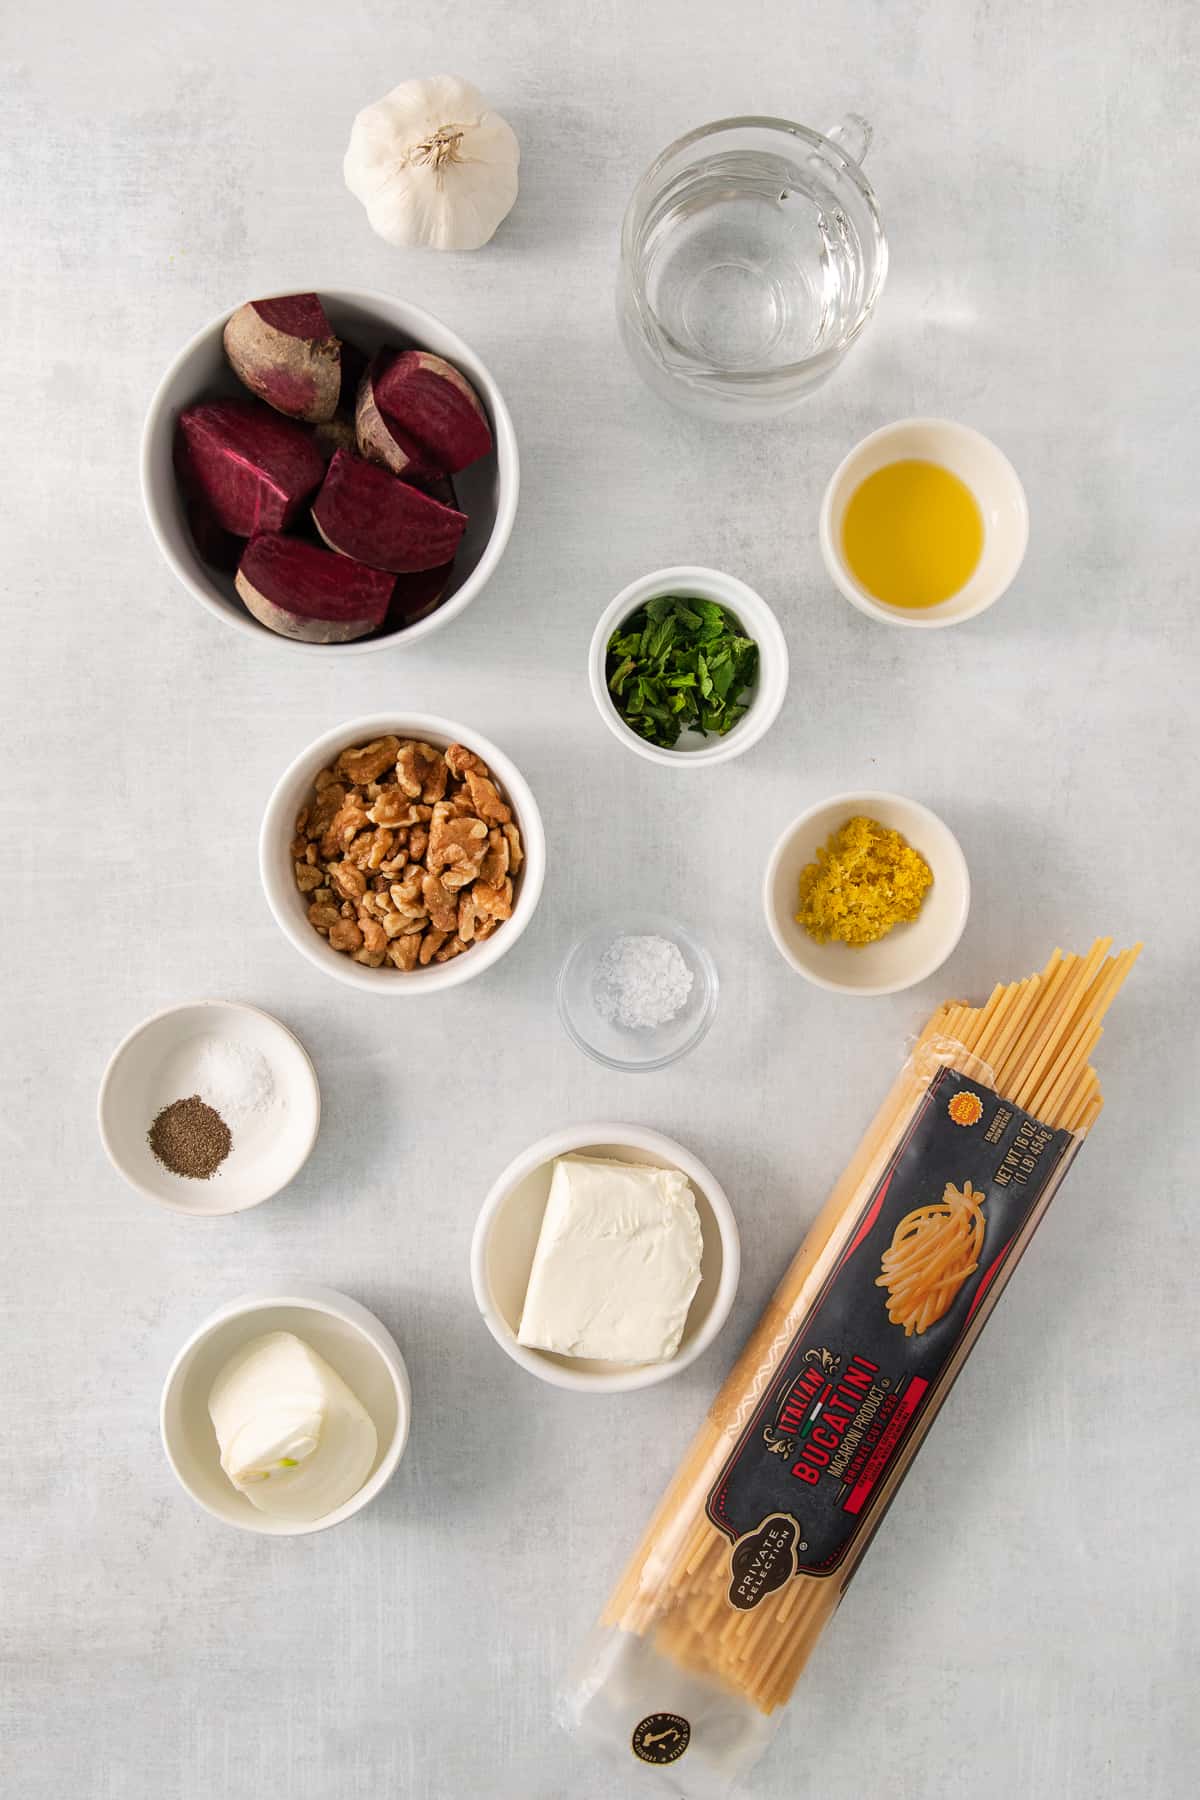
826, 113, 873, 165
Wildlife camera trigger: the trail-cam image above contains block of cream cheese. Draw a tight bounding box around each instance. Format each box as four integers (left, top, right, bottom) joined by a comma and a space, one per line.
517, 1156, 704, 1364
208, 1330, 377, 1522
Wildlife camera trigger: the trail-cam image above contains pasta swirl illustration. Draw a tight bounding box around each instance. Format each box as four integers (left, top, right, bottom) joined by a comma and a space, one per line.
875, 1180, 986, 1336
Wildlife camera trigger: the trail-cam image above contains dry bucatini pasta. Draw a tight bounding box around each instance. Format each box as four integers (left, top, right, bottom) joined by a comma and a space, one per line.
292, 737, 522, 971
567, 939, 1140, 1794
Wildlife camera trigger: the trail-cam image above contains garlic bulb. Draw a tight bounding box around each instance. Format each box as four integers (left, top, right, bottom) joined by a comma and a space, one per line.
344, 75, 519, 252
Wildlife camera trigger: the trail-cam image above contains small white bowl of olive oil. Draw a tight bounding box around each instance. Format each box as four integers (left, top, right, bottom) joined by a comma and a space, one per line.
819, 418, 1028, 628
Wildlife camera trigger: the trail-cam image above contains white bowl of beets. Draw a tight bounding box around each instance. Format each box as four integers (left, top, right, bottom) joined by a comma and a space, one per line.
141, 289, 519, 652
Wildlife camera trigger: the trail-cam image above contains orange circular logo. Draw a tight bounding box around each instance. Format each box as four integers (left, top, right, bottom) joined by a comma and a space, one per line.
948, 1091, 984, 1127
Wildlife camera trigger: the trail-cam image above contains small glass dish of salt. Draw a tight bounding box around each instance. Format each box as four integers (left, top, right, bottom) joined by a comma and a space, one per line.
557, 916, 719, 1071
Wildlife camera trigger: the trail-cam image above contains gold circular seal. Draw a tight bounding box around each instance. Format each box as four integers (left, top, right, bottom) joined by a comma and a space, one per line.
948, 1089, 984, 1127
631, 1712, 691, 1765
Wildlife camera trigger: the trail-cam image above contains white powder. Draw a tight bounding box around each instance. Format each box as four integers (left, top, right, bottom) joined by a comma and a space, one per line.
192, 1036, 277, 1122
593, 935, 694, 1031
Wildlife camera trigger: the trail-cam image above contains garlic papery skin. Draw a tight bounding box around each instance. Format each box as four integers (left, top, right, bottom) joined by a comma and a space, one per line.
344, 75, 519, 251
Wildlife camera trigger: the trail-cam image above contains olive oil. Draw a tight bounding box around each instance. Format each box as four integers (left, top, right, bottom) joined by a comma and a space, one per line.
842, 459, 983, 610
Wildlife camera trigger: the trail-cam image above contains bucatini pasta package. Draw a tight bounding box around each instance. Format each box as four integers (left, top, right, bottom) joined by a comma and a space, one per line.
564, 940, 1140, 1795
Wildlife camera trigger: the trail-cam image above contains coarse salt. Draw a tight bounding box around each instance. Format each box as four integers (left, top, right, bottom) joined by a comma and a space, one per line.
192, 1036, 277, 1123
593, 934, 694, 1031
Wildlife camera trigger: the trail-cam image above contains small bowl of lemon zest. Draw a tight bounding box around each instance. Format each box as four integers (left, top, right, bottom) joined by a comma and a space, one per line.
797, 815, 933, 947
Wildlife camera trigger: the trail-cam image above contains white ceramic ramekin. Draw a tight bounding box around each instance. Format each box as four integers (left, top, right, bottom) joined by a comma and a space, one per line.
763, 791, 971, 996
97, 999, 320, 1215
471, 1123, 740, 1393
260, 713, 545, 994
160, 1283, 411, 1535
141, 287, 519, 654
818, 418, 1028, 628
588, 565, 789, 766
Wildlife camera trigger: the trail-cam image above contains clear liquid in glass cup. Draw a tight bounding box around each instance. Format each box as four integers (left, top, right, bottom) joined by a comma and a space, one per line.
618, 116, 886, 422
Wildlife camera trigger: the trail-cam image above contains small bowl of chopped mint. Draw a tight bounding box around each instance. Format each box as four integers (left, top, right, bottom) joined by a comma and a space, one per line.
589, 565, 789, 766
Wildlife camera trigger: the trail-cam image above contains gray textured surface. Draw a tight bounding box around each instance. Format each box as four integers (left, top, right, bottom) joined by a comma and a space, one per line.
3, 3, 1199, 1796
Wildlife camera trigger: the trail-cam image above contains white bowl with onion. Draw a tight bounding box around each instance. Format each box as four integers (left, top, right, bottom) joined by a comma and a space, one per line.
160, 1284, 411, 1535
471, 1123, 740, 1393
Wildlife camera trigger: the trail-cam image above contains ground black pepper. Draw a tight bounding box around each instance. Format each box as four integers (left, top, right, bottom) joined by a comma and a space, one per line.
148, 1095, 232, 1179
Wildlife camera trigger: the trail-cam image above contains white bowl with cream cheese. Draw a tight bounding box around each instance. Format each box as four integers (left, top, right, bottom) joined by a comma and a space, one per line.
470, 1124, 740, 1392
160, 1284, 411, 1533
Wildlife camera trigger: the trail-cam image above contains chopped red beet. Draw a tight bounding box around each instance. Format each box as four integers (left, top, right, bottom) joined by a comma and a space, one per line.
388, 562, 455, 630
235, 533, 394, 644
373, 350, 492, 474
184, 497, 244, 573
223, 294, 341, 423
413, 472, 460, 507
250, 293, 332, 338
313, 415, 358, 462
354, 357, 441, 483
337, 338, 369, 412
312, 449, 468, 573
175, 399, 325, 536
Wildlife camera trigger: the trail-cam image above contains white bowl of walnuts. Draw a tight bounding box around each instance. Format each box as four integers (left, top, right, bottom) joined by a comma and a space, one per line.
260, 714, 545, 992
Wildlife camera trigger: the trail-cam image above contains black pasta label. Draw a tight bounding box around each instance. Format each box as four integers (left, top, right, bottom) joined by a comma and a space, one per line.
707, 1069, 1075, 1586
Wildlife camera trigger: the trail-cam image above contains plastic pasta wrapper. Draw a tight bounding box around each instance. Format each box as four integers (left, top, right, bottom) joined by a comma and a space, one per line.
564, 940, 1140, 1795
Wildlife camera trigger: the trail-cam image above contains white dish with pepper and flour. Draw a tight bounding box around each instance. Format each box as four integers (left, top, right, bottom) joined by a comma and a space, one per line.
98, 1000, 320, 1215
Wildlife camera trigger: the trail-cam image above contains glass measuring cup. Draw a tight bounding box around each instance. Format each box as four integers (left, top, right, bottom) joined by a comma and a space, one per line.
617, 115, 886, 421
